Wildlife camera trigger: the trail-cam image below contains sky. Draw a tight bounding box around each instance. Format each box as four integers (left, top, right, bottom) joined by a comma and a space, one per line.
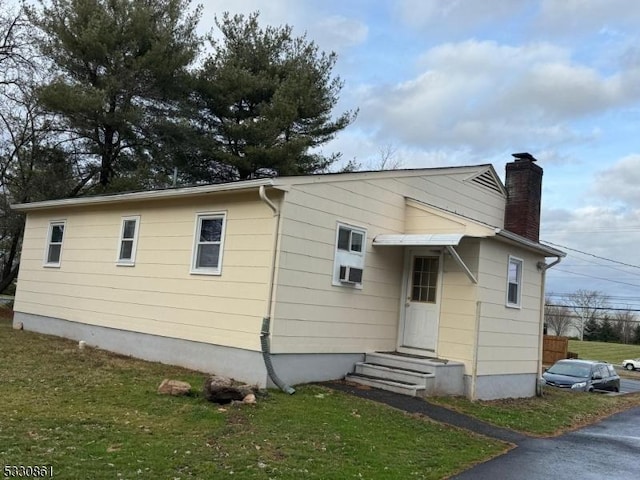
195, 0, 640, 309
6, 0, 639, 308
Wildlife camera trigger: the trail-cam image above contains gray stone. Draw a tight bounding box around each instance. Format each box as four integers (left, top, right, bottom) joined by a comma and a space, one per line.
203, 375, 255, 404
242, 393, 256, 404
157, 379, 192, 396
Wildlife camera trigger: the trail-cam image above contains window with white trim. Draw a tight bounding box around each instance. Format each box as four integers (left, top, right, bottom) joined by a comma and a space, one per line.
191, 213, 226, 275
332, 223, 366, 288
44, 221, 65, 267
506, 256, 523, 307
117, 216, 140, 265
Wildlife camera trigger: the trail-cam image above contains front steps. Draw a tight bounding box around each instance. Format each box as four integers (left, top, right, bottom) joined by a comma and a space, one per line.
345, 351, 465, 397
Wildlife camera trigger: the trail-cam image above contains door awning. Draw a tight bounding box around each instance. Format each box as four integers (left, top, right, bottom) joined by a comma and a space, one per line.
372, 233, 464, 246
373, 233, 477, 283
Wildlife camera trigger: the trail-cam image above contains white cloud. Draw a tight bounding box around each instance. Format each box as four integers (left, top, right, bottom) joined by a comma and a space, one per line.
355, 39, 640, 153
308, 16, 368, 53
198, 0, 302, 30
537, 0, 640, 37
325, 128, 477, 172
542, 203, 640, 297
199, 2, 367, 54
593, 154, 640, 204
394, 0, 527, 33
542, 150, 640, 298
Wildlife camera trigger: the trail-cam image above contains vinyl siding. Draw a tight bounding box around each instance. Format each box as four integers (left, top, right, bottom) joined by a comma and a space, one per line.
14, 166, 515, 360
437, 238, 481, 369
14, 192, 275, 351
271, 171, 503, 354
475, 240, 544, 375
271, 180, 402, 353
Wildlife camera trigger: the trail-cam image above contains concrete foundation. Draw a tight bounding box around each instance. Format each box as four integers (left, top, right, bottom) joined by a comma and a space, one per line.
13, 312, 362, 389
465, 372, 538, 400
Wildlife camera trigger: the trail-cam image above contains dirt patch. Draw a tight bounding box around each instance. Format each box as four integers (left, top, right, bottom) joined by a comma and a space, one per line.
0, 307, 14, 320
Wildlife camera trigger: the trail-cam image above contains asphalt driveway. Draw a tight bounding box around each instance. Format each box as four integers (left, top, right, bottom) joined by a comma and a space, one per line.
326, 381, 640, 480
620, 377, 640, 393
453, 406, 640, 479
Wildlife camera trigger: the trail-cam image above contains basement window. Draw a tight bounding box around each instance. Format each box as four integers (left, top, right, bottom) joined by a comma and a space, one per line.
191, 212, 226, 275
44, 220, 66, 267
333, 222, 366, 288
506, 256, 523, 308
117, 216, 140, 265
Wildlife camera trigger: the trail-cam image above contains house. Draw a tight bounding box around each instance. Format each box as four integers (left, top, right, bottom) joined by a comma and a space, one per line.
11, 154, 564, 400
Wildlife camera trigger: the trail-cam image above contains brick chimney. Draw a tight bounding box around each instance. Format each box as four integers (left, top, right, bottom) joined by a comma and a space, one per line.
504, 153, 543, 242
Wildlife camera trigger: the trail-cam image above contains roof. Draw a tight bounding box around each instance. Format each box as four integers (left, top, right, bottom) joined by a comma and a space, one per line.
11, 164, 499, 212
495, 229, 565, 258
399, 197, 565, 258
11, 178, 278, 212
10, 164, 563, 259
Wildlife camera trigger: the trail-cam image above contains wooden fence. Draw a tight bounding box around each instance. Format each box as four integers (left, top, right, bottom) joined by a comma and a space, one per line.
543, 335, 569, 365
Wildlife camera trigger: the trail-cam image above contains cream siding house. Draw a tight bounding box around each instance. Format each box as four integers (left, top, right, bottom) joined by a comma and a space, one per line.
11, 156, 563, 400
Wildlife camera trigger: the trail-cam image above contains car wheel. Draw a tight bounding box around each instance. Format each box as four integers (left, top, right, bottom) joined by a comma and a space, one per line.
625, 363, 635, 371
614, 387, 620, 392
588, 387, 594, 392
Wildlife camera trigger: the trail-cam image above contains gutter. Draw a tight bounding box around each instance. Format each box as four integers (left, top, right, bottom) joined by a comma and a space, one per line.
258, 185, 295, 395
11, 178, 277, 212
537, 257, 562, 271
495, 228, 565, 258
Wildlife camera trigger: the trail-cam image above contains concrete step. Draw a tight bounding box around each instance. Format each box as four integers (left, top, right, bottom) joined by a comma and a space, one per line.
365, 351, 446, 373
354, 361, 435, 386
344, 372, 426, 397
354, 352, 466, 396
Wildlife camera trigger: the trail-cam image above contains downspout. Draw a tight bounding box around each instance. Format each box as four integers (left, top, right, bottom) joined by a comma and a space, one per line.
471, 301, 481, 400
535, 256, 563, 396
259, 185, 295, 394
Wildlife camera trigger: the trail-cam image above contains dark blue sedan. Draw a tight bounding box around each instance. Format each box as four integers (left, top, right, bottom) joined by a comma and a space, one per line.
542, 359, 620, 392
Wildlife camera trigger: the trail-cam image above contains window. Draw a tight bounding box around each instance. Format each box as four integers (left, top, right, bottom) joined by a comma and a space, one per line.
597, 365, 609, 379
506, 256, 523, 307
410, 256, 439, 303
337, 226, 364, 253
117, 216, 140, 265
333, 223, 366, 288
44, 221, 65, 267
191, 213, 226, 274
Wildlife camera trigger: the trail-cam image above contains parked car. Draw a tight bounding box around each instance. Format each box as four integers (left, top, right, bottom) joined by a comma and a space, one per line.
542, 359, 620, 392
622, 358, 640, 371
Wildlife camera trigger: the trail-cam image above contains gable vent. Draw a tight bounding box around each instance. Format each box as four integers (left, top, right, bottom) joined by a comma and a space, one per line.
469, 170, 503, 195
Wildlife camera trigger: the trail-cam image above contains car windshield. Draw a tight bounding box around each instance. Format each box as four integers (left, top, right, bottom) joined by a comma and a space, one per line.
547, 362, 591, 378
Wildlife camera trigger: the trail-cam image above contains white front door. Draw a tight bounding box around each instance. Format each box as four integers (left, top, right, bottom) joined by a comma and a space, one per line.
400, 250, 441, 351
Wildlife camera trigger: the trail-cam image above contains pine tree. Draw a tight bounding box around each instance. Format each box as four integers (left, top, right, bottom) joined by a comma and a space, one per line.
598, 316, 619, 343
632, 323, 640, 345
29, 0, 201, 187
583, 317, 600, 341
188, 12, 357, 182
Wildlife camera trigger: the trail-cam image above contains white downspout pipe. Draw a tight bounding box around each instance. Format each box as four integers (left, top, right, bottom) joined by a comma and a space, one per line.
258, 185, 295, 394
536, 256, 563, 396
471, 300, 481, 400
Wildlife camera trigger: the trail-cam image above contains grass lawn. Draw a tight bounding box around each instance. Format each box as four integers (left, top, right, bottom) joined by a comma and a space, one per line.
430, 339, 640, 436
430, 385, 640, 436
568, 339, 640, 365
0, 318, 506, 480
